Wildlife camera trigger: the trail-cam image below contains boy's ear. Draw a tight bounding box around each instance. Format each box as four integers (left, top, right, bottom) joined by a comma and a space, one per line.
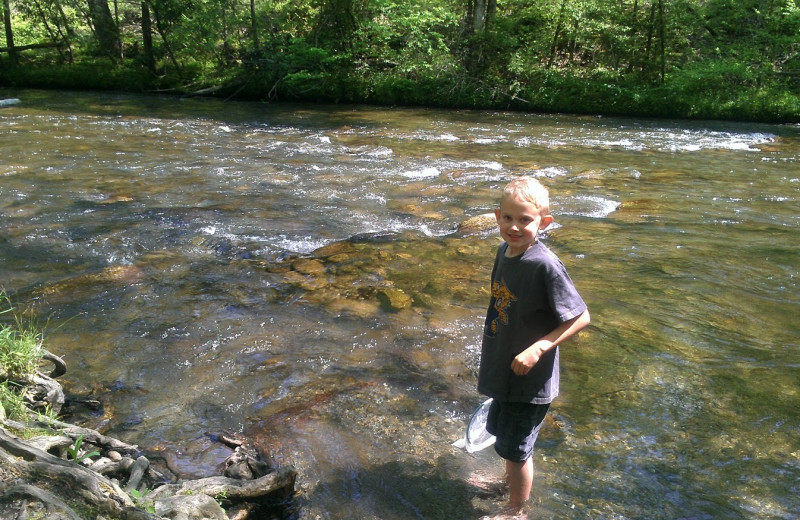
494, 208, 501, 222
540, 214, 554, 229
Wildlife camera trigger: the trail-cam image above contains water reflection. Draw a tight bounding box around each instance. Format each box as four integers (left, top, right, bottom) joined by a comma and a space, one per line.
1, 89, 798, 519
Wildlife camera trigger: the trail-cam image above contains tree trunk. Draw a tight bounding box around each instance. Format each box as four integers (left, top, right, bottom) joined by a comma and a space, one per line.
625, 0, 639, 72
473, 0, 486, 32
643, 1, 656, 76
2, 0, 17, 66
30, 0, 64, 62
53, 0, 77, 63
141, 1, 155, 73
657, 0, 665, 82
112, 0, 122, 59
472, 0, 496, 32
548, 0, 568, 68
250, 0, 258, 51
87, 0, 120, 62
147, 0, 183, 78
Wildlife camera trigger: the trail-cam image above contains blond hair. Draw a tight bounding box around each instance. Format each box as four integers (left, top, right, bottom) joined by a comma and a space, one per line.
501, 177, 550, 213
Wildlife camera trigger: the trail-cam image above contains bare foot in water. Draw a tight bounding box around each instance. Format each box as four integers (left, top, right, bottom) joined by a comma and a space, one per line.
478, 504, 527, 520
468, 470, 509, 496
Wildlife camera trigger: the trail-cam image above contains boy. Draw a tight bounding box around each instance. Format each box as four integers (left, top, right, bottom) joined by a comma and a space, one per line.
478, 177, 590, 520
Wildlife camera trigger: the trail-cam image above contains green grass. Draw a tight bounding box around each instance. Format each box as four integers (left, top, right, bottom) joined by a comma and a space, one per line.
0, 293, 47, 422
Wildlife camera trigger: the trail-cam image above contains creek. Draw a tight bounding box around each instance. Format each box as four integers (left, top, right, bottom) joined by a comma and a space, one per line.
1, 89, 798, 519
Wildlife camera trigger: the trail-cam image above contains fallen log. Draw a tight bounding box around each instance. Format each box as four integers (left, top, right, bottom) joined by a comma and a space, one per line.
0, 42, 65, 52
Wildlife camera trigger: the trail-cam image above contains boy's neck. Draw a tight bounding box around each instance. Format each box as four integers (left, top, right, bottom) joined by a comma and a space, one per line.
504, 238, 538, 257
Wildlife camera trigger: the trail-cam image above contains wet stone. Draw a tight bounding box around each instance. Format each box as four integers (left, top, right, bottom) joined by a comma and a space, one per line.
411, 292, 435, 308
312, 241, 358, 257
292, 258, 326, 275
264, 262, 292, 274
324, 297, 381, 318
281, 271, 328, 291
456, 213, 496, 234
376, 288, 413, 312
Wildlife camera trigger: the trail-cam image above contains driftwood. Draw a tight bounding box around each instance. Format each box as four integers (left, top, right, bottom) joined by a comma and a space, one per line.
41, 350, 68, 379
150, 466, 297, 502
29, 415, 140, 455
125, 456, 150, 492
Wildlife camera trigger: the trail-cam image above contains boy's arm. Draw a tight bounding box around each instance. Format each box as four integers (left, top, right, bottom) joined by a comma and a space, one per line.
510, 309, 591, 376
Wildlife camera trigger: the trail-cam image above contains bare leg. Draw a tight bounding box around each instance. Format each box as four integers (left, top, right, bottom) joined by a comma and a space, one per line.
506, 457, 533, 510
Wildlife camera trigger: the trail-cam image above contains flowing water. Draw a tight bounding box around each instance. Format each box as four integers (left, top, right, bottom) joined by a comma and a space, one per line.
1, 89, 798, 520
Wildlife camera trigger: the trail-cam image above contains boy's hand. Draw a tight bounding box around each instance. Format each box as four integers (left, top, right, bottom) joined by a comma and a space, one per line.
511, 342, 550, 375
510, 311, 590, 376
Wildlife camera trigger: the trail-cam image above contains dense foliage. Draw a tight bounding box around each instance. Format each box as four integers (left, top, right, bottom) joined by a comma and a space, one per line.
2, 0, 799, 121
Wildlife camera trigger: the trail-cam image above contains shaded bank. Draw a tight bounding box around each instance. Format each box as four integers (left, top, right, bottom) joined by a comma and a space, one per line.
2, 63, 798, 123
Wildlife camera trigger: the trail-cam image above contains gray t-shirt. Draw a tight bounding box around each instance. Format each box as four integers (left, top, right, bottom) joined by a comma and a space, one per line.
478, 241, 587, 404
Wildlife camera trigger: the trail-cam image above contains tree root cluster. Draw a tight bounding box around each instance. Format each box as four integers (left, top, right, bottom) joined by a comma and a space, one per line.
0, 353, 296, 519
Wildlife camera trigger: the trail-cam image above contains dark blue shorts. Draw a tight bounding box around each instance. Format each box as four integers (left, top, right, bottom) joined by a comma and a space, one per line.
486, 400, 550, 463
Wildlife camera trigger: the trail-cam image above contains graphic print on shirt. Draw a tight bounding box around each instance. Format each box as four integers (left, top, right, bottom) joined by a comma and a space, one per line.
485, 278, 517, 337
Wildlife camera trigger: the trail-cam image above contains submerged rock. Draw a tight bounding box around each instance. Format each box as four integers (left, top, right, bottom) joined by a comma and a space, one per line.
291, 258, 326, 275
456, 213, 496, 234
376, 288, 413, 311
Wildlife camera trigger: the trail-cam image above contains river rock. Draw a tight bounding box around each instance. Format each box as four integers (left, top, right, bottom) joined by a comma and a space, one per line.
312, 241, 357, 258
456, 213, 496, 234
376, 288, 413, 311
291, 258, 326, 275
282, 270, 328, 291
323, 296, 380, 318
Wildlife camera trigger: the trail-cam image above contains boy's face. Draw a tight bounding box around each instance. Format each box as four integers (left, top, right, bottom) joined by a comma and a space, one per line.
494, 195, 553, 257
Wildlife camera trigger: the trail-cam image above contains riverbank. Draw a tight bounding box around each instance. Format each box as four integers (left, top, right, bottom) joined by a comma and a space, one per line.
2, 62, 798, 124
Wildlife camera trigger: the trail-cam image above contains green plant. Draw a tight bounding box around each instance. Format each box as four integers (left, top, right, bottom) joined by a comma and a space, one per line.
66, 434, 100, 463
0, 381, 28, 421
0, 294, 51, 423
129, 488, 157, 514
0, 296, 44, 379
214, 489, 229, 507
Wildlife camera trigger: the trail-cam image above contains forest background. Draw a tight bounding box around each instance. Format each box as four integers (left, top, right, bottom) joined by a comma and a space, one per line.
1, 0, 800, 123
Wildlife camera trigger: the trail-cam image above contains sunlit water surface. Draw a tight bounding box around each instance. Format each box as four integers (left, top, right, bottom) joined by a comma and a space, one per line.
1, 89, 799, 519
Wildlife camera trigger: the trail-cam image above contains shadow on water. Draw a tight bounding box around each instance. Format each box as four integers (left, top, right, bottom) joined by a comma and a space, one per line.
302, 457, 489, 520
